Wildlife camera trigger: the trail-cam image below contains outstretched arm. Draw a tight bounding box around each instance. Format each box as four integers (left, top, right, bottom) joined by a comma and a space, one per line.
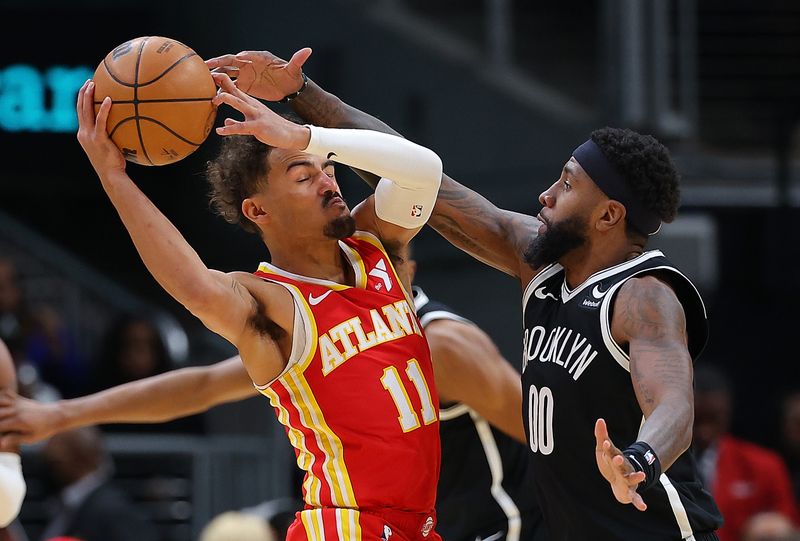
206, 50, 539, 278
426, 319, 525, 443
77, 81, 257, 346
0, 357, 256, 446
595, 276, 695, 511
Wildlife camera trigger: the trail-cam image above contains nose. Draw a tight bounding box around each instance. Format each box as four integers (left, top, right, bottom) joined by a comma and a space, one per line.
316, 170, 338, 194
539, 190, 554, 208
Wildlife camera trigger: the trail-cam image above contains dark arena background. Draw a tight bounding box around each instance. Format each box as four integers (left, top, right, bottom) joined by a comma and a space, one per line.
2, 1, 800, 540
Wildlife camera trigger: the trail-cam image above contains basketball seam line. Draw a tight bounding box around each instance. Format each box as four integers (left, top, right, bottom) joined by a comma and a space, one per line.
101, 52, 200, 88
133, 37, 154, 166
94, 97, 214, 104
107, 116, 204, 148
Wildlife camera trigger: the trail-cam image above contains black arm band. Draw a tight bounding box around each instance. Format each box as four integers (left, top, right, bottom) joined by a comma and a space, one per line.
623, 441, 662, 492
279, 73, 308, 103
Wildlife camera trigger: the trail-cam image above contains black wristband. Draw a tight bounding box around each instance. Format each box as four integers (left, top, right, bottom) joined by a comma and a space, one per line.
279, 72, 308, 103
623, 441, 662, 492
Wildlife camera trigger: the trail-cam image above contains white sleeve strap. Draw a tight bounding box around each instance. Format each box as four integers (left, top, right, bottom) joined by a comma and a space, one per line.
0, 452, 25, 527
304, 126, 442, 229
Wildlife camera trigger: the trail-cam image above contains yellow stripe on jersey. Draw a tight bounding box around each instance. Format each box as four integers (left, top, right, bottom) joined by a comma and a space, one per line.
257, 263, 351, 291
284, 369, 358, 508
336, 508, 362, 541
260, 386, 323, 507
340, 241, 368, 289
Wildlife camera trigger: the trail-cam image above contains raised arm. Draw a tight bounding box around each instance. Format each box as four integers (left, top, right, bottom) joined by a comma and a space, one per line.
77, 81, 258, 348
0, 339, 24, 527
206, 49, 539, 278
0, 357, 256, 446
425, 319, 525, 443
594, 276, 695, 511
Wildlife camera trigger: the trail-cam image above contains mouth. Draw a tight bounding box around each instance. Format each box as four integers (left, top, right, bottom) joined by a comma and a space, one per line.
536, 213, 548, 234
323, 192, 346, 208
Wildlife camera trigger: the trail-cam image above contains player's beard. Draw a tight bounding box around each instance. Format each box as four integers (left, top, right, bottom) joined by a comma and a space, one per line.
524, 216, 588, 269
321, 191, 357, 239
324, 215, 357, 239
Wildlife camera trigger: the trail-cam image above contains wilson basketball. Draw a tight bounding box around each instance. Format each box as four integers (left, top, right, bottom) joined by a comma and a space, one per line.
92, 36, 217, 166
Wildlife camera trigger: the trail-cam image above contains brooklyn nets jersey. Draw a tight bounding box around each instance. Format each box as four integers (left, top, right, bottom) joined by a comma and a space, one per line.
414, 287, 545, 541
521, 251, 722, 541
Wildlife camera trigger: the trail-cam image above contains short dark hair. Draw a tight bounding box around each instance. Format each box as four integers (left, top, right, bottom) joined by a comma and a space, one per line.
590, 127, 681, 234
205, 112, 305, 235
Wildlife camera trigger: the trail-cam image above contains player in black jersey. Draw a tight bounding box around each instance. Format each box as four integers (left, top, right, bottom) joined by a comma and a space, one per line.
222, 47, 725, 540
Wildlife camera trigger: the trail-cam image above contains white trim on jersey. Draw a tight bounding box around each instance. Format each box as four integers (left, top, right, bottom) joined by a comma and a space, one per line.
659, 473, 696, 540
599, 264, 707, 374
419, 310, 471, 328
521, 263, 562, 309
253, 282, 312, 390
560, 250, 664, 302
470, 410, 522, 541
439, 403, 471, 421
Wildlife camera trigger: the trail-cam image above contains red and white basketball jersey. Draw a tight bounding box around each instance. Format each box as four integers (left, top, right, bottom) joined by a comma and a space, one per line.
254, 231, 441, 520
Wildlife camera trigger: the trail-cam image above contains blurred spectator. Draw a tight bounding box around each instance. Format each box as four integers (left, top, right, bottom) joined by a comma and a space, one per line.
741, 512, 800, 541
199, 511, 275, 541
694, 365, 799, 541
93, 315, 203, 433
0, 259, 28, 359
242, 497, 303, 541
94, 315, 171, 390
24, 305, 87, 399
38, 427, 158, 541
782, 392, 800, 505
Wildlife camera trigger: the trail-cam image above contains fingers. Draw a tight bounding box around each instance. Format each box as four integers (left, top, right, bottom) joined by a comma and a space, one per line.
211, 90, 254, 116
76, 79, 94, 131
234, 50, 275, 63
287, 47, 313, 74
210, 66, 239, 79
0, 434, 21, 450
215, 119, 250, 136
205, 53, 239, 69
631, 490, 647, 511
594, 418, 608, 443
95, 96, 112, 135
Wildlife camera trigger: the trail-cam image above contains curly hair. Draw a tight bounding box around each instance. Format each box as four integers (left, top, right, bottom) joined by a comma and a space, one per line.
590, 127, 681, 231
206, 135, 271, 235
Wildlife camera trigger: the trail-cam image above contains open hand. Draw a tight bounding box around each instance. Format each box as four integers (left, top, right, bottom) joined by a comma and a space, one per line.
211, 72, 310, 149
76, 80, 126, 179
0, 390, 64, 449
594, 418, 648, 511
206, 48, 311, 102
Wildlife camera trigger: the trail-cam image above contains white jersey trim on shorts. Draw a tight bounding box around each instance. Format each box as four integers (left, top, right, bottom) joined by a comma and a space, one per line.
659, 472, 696, 539
470, 409, 522, 541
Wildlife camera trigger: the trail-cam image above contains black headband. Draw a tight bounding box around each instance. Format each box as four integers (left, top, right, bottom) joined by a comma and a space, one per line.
572, 139, 661, 236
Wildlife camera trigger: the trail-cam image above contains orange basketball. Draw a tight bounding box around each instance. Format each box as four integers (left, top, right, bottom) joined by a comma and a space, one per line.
93, 36, 217, 166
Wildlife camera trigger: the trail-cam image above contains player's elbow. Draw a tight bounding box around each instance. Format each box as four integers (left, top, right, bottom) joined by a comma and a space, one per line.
0, 454, 26, 527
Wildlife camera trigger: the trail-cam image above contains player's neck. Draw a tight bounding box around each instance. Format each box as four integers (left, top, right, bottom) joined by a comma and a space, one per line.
561, 241, 639, 289
269, 239, 354, 286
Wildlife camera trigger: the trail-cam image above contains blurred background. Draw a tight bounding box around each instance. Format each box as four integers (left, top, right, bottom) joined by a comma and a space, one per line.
1, 0, 800, 539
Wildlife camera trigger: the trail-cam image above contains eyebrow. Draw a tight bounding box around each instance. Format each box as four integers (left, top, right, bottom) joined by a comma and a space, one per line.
285, 159, 337, 173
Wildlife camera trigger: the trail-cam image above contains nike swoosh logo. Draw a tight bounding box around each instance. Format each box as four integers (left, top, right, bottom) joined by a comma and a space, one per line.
476, 531, 504, 541
327, 152, 337, 160
592, 285, 609, 299
308, 290, 333, 305
534, 287, 558, 301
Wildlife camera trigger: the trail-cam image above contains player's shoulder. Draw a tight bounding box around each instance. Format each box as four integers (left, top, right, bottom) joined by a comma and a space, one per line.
614, 273, 681, 310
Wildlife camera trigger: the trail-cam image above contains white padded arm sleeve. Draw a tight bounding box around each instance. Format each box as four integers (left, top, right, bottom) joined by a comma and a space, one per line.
0, 452, 25, 527
304, 126, 442, 229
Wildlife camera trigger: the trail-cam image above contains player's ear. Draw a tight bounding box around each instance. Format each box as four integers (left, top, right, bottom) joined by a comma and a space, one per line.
596, 200, 625, 232
242, 198, 270, 226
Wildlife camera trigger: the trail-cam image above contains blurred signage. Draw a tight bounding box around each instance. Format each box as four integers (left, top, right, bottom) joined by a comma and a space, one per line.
0, 64, 93, 132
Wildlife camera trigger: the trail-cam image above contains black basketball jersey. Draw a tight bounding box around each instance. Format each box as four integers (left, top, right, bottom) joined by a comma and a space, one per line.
520, 251, 722, 541
413, 287, 545, 541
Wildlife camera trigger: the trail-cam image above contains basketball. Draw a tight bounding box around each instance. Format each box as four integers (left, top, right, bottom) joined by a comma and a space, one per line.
92, 36, 217, 166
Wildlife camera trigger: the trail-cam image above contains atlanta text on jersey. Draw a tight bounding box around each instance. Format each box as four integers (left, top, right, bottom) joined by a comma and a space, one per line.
319, 299, 423, 375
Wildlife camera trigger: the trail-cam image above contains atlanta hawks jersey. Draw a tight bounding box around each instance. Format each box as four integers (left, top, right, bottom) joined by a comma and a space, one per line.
253, 231, 441, 537
413, 288, 545, 541
521, 250, 722, 541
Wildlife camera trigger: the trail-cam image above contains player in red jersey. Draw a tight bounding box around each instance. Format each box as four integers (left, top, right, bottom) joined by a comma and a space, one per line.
72, 70, 443, 541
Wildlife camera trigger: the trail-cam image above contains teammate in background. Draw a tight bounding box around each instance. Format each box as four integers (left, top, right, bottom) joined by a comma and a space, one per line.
71, 74, 444, 541
0, 339, 26, 529
0, 262, 545, 541
205, 48, 723, 540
